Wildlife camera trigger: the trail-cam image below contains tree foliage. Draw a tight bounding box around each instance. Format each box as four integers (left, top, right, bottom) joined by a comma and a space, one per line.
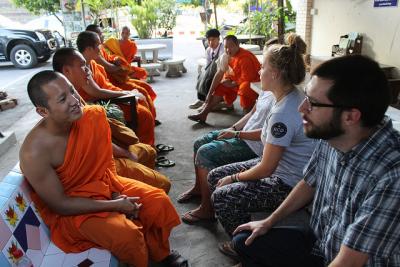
12, 0, 60, 15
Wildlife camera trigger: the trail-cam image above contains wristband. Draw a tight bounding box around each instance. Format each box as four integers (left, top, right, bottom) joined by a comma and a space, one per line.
234, 131, 241, 139
232, 125, 237, 131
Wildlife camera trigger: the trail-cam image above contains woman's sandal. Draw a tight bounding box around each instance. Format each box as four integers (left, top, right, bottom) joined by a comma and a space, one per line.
218, 241, 239, 260
181, 210, 216, 224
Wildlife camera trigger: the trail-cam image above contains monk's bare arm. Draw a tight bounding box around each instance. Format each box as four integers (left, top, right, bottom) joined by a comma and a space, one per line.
206, 70, 224, 102
20, 144, 138, 216
95, 56, 121, 74
83, 77, 126, 99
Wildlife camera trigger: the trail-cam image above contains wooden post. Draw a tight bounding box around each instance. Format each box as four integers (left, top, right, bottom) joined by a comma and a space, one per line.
277, 0, 285, 43
213, 0, 218, 29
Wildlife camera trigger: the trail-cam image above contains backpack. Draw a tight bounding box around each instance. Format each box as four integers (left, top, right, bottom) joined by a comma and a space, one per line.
196, 44, 222, 96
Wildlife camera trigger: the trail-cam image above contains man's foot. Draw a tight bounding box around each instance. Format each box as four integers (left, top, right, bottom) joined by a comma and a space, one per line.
188, 114, 206, 123
189, 100, 204, 109
181, 209, 215, 224
218, 241, 239, 260
177, 190, 200, 203
161, 250, 190, 267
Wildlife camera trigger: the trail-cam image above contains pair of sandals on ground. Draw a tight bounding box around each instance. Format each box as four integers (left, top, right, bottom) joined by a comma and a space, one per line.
155, 144, 176, 168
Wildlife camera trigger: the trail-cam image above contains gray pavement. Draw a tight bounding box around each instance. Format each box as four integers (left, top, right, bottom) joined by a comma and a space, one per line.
0, 37, 245, 266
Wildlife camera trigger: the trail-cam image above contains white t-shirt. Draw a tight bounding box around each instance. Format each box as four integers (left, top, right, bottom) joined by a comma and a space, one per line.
243, 91, 275, 156
206, 43, 224, 65
261, 89, 316, 187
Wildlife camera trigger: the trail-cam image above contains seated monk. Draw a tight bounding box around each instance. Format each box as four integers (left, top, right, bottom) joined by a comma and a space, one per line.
76, 31, 155, 146
53, 47, 170, 192
20, 70, 188, 267
85, 24, 157, 104
188, 35, 261, 123
102, 26, 147, 81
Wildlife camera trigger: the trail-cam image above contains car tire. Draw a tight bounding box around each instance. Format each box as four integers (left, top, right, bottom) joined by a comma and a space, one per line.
37, 54, 51, 63
10, 44, 38, 69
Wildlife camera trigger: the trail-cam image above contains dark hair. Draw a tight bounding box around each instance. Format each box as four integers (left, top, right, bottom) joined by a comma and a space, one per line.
76, 31, 98, 53
266, 33, 306, 85
86, 24, 100, 32
53, 47, 79, 73
122, 26, 130, 32
312, 55, 390, 128
224, 35, 239, 46
27, 70, 60, 108
265, 37, 279, 47
206, 29, 220, 38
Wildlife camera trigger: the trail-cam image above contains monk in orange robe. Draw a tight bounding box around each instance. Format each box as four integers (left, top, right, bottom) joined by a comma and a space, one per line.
53, 47, 170, 191
20, 71, 188, 267
76, 31, 156, 145
188, 35, 260, 123
86, 24, 157, 103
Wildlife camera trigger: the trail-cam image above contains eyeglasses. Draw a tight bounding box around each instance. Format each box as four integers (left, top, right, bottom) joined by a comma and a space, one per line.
303, 93, 354, 112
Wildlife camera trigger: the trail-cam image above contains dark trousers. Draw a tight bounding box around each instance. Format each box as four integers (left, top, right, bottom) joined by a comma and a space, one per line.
197, 92, 206, 101
232, 226, 324, 267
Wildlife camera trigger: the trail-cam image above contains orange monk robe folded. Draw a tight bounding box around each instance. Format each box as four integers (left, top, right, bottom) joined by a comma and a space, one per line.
27, 106, 180, 267
87, 60, 155, 146
114, 143, 171, 193
214, 48, 261, 110
100, 43, 157, 102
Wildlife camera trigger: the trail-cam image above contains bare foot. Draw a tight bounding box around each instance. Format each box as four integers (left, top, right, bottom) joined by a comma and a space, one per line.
177, 189, 201, 203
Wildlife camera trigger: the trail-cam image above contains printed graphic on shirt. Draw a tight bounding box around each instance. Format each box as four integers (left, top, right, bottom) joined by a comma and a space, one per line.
271, 122, 287, 138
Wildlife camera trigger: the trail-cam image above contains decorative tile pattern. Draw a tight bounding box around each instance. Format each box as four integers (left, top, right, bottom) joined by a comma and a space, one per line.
26, 248, 44, 267
77, 258, 94, 267
13, 206, 40, 252
1, 236, 25, 266
62, 250, 89, 267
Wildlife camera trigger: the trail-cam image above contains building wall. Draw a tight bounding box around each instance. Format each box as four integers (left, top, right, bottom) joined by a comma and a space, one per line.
0, 0, 38, 24
309, 0, 400, 75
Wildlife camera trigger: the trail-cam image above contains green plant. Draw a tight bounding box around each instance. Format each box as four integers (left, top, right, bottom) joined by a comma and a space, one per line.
128, 0, 158, 39
156, 0, 177, 32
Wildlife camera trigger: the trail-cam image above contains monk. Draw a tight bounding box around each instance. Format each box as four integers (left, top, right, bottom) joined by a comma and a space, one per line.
20, 71, 188, 267
76, 31, 155, 146
188, 35, 261, 123
85, 24, 157, 103
53, 47, 171, 192
102, 26, 147, 80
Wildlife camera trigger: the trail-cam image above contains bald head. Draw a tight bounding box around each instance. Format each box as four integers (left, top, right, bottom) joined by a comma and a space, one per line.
27, 70, 61, 108
53, 47, 81, 73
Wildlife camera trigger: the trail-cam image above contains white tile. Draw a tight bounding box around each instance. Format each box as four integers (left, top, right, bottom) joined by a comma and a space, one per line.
62, 251, 89, 267
92, 260, 111, 267
39, 225, 50, 255
40, 254, 65, 267
88, 248, 111, 263
26, 249, 44, 267
45, 242, 64, 255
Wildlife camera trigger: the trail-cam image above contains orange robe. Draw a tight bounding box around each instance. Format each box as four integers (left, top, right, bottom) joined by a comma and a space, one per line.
214, 48, 260, 109
87, 60, 155, 146
28, 106, 180, 267
114, 143, 171, 193
100, 44, 157, 102
103, 37, 147, 80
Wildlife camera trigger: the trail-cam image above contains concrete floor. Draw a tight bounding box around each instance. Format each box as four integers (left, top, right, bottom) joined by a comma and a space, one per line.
0, 37, 245, 266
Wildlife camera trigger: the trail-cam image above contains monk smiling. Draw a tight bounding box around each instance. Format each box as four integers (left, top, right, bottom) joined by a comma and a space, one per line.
19, 71, 188, 267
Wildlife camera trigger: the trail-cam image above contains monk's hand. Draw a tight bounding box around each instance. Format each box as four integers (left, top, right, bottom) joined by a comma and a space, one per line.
217, 129, 236, 140
114, 58, 122, 66
115, 196, 141, 215
216, 176, 233, 188
232, 220, 272, 246
221, 79, 236, 88
124, 90, 145, 100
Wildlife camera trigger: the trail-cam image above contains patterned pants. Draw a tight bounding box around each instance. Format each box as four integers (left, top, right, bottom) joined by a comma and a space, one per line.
209, 158, 292, 234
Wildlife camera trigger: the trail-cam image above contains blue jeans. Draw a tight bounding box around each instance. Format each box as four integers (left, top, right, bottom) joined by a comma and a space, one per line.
193, 130, 258, 171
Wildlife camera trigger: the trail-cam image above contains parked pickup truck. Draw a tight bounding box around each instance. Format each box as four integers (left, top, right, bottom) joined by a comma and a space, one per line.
0, 28, 57, 69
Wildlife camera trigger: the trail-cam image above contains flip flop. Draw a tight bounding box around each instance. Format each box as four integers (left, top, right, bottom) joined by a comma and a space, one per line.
156, 157, 175, 168
181, 211, 216, 224
187, 114, 206, 124
177, 191, 200, 203
155, 119, 162, 126
218, 241, 239, 260
156, 143, 174, 153
161, 250, 190, 267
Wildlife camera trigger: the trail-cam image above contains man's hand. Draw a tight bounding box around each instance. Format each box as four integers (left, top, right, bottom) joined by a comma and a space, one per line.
217, 129, 236, 140
114, 195, 142, 219
221, 79, 237, 88
233, 219, 273, 246
113, 58, 122, 66
123, 90, 145, 100
216, 176, 233, 188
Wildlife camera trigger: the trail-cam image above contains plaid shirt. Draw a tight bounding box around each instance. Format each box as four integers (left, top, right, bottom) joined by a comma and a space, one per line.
304, 117, 400, 266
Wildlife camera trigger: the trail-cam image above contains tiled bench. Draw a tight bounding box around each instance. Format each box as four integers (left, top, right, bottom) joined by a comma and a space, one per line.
0, 164, 118, 267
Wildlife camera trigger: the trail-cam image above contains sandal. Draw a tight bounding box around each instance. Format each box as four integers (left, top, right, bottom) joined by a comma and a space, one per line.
187, 114, 206, 123
156, 143, 174, 153
177, 191, 200, 203
218, 241, 239, 260
156, 157, 175, 168
161, 250, 190, 267
181, 211, 216, 224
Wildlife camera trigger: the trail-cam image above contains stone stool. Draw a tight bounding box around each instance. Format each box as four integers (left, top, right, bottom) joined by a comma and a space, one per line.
142, 63, 163, 83
163, 57, 187, 77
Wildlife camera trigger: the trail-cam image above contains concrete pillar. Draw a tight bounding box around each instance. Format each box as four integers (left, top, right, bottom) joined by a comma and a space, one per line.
295, 0, 314, 54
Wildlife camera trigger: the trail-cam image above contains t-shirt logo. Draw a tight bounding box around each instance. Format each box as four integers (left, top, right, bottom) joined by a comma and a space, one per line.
271, 122, 287, 138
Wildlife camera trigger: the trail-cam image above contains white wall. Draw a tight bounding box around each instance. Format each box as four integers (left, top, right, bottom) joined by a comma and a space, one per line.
310, 0, 400, 76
